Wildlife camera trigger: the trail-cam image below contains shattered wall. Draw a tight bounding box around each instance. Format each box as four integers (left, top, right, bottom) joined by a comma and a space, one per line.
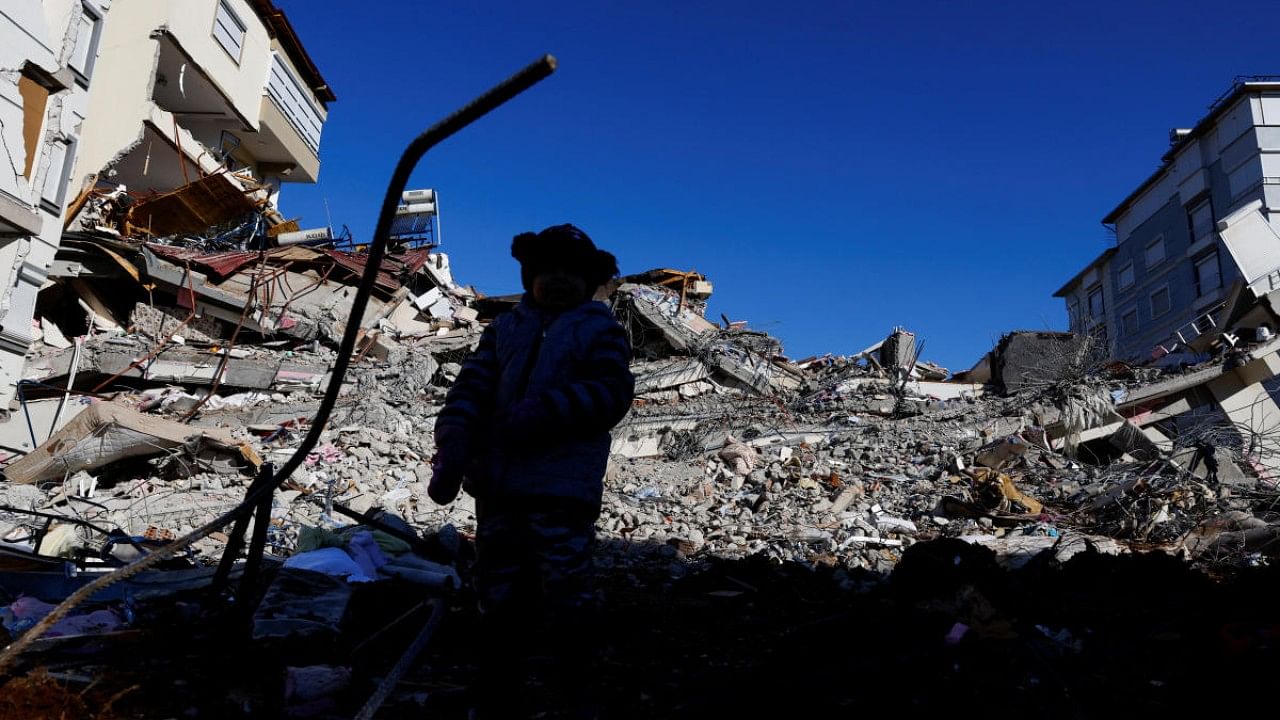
993, 331, 1086, 394
71, 0, 325, 196
64, 0, 159, 190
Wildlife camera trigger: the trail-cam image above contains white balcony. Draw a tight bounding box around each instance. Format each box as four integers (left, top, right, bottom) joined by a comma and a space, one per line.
251, 51, 326, 183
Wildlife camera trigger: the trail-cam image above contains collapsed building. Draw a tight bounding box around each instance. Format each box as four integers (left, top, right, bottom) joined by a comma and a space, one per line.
1, 0, 334, 408
0, 8, 1279, 713
3, 205, 1279, 712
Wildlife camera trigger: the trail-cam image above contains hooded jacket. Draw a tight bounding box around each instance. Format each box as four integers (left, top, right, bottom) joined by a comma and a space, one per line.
435, 297, 635, 507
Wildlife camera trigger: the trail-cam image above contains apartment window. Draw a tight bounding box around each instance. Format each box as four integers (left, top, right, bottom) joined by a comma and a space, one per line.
1118, 262, 1135, 290
1088, 285, 1104, 319
1068, 300, 1081, 328
39, 139, 73, 212
69, 2, 103, 85
1121, 308, 1138, 336
1145, 235, 1166, 267
1194, 250, 1222, 297
1150, 286, 1171, 318
213, 0, 247, 63
1188, 198, 1215, 245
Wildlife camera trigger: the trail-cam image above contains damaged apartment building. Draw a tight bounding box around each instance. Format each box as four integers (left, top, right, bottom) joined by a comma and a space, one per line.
0, 0, 332, 412
1056, 78, 1280, 363
0, 1, 103, 403
1055, 77, 1280, 479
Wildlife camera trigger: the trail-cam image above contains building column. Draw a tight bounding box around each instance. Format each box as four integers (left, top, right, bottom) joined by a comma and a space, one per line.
1208, 351, 1280, 480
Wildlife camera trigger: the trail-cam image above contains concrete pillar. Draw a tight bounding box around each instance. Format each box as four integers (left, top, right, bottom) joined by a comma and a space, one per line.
1208, 351, 1280, 478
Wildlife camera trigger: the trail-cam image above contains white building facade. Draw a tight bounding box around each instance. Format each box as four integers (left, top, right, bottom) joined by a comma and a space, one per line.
0, 1, 109, 404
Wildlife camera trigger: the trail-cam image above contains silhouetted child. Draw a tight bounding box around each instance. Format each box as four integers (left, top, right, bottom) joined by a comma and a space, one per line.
429, 224, 634, 718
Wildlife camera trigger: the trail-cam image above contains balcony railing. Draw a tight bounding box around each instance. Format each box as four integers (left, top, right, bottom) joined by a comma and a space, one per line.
1154, 300, 1230, 358
264, 52, 323, 155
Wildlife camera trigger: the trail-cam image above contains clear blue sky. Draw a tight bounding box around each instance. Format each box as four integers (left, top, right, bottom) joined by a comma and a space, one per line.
276, 0, 1277, 371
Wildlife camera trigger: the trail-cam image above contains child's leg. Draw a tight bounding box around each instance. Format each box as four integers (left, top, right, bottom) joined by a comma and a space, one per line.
530, 506, 597, 612
473, 502, 534, 716
529, 504, 601, 717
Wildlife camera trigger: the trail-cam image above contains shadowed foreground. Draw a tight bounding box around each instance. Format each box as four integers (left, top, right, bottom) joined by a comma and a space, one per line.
2, 537, 1275, 719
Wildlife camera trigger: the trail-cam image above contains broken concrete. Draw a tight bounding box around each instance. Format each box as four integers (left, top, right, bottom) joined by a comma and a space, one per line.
3, 401, 246, 485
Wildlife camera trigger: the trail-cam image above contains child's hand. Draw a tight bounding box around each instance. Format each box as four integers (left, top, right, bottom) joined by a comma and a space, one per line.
428, 454, 464, 505
428, 425, 468, 504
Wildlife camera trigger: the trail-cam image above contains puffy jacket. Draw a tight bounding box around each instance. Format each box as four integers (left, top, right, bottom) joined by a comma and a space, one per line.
435, 297, 635, 506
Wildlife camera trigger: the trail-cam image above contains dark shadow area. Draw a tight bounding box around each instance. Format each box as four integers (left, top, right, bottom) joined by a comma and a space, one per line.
2, 535, 1277, 719
399, 537, 1280, 719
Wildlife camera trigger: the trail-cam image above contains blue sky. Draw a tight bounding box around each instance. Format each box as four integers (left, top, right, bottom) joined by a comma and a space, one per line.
277, 0, 1277, 370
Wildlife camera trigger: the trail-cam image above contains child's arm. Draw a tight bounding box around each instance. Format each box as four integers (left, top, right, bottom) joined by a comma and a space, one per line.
430, 324, 500, 504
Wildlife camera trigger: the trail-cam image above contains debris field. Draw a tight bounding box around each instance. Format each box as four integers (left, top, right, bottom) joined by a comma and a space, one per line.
0, 181, 1277, 716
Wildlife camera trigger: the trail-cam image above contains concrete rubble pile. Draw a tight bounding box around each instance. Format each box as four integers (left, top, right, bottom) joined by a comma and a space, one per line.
1, 220, 1276, 594
2, 185, 1280, 712
1, 214, 1280, 715
600, 312, 1280, 575
0, 184, 478, 708
5, 217, 1280, 585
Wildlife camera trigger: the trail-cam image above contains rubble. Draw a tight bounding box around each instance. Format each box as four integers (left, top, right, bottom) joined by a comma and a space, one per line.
3, 100, 1280, 718
2, 211, 1280, 716
0, 13, 1276, 710
2, 400, 250, 485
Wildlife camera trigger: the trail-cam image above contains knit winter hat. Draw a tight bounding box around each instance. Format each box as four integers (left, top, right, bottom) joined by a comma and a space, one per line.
511, 224, 619, 291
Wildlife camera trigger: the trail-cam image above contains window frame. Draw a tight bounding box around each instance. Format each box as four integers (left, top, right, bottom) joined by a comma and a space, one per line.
212, 0, 247, 65
1193, 249, 1223, 298
1118, 262, 1135, 290
68, 2, 103, 87
38, 137, 75, 214
1087, 285, 1105, 319
1187, 197, 1215, 246
1150, 284, 1172, 319
1121, 308, 1139, 336
1145, 234, 1166, 268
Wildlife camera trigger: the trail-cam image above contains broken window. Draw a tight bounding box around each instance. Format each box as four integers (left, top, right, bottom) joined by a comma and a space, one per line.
1188, 198, 1214, 245
1087, 285, 1104, 319
1145, 235, 1165, 267
213, 0, 247, 63
1194, 250, 1222, 297
1121, 308, 1138, 336
18, 74, 49, 180
1150, 286, 1171, 318
69, 2, 103, 85
1118, 262, 1134, 290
